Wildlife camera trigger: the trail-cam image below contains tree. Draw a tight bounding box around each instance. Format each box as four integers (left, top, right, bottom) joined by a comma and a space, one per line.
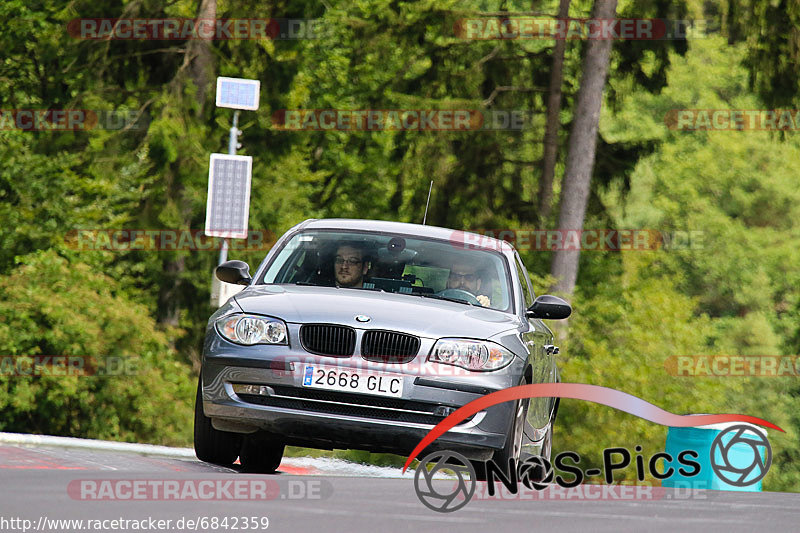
726, 0, 800, 109
550, 0, 618, 297
537, 0, 571, 225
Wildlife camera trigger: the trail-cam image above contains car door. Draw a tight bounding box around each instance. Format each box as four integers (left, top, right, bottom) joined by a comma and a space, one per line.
513, 252, 555, 435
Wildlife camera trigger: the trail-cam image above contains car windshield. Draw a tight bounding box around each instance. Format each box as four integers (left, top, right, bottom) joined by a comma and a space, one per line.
260, 230, 514, 312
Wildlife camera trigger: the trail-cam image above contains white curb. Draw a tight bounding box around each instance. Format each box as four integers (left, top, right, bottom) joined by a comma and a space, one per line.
0, 432, 196, 458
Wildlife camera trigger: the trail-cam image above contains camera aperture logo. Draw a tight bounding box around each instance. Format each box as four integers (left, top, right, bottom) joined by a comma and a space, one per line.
413, 451, 475, 513
710, 425, 772, 487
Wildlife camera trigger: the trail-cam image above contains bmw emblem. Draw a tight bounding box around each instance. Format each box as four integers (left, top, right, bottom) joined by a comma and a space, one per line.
355, 315, 371, 323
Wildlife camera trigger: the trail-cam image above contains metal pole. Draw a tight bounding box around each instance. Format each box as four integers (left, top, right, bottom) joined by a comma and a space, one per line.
218, 110, 241, 265
228, 110, 240, 155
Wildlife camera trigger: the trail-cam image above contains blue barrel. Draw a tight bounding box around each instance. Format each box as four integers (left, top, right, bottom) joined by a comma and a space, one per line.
662, 423, 768, 492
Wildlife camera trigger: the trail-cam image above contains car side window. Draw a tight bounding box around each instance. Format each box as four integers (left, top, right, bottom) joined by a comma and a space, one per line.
514, 254, 535, 311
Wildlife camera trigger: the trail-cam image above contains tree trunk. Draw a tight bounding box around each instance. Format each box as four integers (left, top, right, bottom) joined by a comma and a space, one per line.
537, 0, 571, 225
185, 0, 217, 112
158, 0, 217, 327
550, 0, 618, 297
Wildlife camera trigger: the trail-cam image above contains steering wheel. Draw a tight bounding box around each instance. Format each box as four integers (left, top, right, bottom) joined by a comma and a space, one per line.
436, 288, 481, 306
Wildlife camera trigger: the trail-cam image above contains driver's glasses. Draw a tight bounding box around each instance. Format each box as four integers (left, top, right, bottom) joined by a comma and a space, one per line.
335, 256, 362, 266
449, 271, 477, 283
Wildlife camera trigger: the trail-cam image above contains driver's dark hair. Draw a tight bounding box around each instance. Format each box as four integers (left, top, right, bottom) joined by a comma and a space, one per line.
335, 240, 365, 254
334, 240, 373, 264
448, 257, 486, 275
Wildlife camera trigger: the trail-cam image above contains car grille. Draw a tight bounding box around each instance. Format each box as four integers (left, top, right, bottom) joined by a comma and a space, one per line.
237, 385, 473, 426
300, 324, 356, 356
361, 330, 420, 363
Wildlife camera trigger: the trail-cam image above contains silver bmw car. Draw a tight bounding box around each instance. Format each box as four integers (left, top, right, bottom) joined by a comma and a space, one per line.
194, 219, 571, 473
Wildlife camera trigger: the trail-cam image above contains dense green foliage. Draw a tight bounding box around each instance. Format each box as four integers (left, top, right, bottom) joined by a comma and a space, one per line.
1, 0, 799, 490
558, 36, 800, 490
0, 250, 193, 445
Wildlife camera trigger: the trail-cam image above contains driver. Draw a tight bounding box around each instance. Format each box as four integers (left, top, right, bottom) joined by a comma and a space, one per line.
334, 242, 370, 288
447, 262, 491, 307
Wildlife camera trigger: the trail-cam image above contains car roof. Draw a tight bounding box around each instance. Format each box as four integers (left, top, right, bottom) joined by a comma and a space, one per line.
298, 218, 516, 254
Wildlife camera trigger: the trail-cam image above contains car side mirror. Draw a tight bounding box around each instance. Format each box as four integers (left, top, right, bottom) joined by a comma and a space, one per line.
216, 260, 252, 285
526, 294, 572, 320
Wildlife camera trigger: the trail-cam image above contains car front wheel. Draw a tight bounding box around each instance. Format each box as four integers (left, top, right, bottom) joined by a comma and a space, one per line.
193, 376, 241, 465
493, 396, 528, 472
472, 396, 527, 480
239, 433, 285, 474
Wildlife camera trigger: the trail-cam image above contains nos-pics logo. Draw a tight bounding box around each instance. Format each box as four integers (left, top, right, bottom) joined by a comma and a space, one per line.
413, 424, 771, 513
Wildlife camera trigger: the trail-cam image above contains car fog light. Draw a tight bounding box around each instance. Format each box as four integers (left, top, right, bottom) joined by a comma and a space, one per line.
232, 384, 274, 396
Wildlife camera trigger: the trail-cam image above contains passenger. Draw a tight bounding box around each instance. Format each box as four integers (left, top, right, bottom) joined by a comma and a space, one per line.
447, 262, 491, 307
333, 243, 370, 288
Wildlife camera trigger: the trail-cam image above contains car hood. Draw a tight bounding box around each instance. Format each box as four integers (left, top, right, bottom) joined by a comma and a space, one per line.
234, 285, 521, 339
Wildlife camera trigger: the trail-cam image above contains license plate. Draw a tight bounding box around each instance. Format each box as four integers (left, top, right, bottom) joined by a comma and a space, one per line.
301, 364, 403, 398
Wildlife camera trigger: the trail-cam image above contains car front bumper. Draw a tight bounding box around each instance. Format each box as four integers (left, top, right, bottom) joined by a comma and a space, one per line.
201, 345, 521, 460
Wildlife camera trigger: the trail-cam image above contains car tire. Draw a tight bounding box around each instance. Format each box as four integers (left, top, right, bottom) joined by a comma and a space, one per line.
494, 396, 528, 473
239, 433, 285, 474
193, 376, 241, 465
472, 396, 528, 481
521, 422, 554, 484
541, 421, 553, 461
521, 402, 556, 483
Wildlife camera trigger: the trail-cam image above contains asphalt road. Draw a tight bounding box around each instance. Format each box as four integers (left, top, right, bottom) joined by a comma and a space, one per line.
0, 441, 798, 533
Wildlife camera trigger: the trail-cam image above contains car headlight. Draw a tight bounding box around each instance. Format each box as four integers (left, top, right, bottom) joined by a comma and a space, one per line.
216, 314, 287, 345
428, 339, 515, 371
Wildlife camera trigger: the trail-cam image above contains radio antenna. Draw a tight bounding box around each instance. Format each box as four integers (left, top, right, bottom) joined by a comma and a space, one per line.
422, 180, 434, 225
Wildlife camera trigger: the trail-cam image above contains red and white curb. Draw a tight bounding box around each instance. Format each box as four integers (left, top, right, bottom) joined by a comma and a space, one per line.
0, 432, 412, 478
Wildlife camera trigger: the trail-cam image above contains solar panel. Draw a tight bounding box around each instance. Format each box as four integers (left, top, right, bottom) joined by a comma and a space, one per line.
215, 77, 261, 110
204, 153, 252, 239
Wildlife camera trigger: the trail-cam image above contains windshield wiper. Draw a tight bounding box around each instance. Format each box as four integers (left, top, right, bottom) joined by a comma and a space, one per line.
413, 293, 474, 306
294, 281, 381, 291
293, 282, 471, 305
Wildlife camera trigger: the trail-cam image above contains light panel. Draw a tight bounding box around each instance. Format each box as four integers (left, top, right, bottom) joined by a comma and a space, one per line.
215, 77, 260, 110
204, 153, 252, 239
